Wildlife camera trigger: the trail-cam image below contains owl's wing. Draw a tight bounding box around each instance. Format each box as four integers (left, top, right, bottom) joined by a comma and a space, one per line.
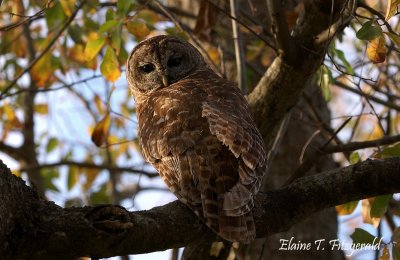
202, 85, 266, 216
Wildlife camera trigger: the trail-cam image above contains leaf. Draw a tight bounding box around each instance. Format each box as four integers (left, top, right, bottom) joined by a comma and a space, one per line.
349, 151, 361, 164
335, 49, 354, 74
350, 228, 376, 245
68, 44, 98, 70
31, 52, 53, 87
68, 24, 83, 44
377, 143, 400, 158
99, 20, 119, 34
100, 47, 121, 82
41, 169, 59, 192
67, 166, 79, 190
336, 201, 359, 215
362, 199, 381, 227
60, 0, 75, 17
385, 0, 400, 20
319, 66, 333, 101
46, 137, 58, 153
356, 21, 382, 41
34, 103, 48, 114
380, 245, 390, 260
45, 1, 66, 29
89, 184, 110, 204
84, 37, 106, 61
84, 168, 100, 190
117, 0, 132, 15
125, 21, 150, 39
367, 35, 386, 64
392, 228, 400, 260
370, 194, 392, 217
91, 113, 111, 147
110, 24, 122, 55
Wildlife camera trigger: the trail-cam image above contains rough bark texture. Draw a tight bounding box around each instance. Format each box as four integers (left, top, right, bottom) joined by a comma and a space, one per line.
1, 157, 399, 258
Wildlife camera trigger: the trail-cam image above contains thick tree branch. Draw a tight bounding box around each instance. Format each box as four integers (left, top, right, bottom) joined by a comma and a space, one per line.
248, 0, 351, 151
1, 157, 399, 258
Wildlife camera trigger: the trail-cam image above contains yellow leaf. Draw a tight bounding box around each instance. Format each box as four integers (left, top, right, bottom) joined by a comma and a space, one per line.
362, 199, 381, 227
125, 21, 150, 39
84, 168, 100, 190
336, 201, 359, 215
100, 47, 121, 82
68, 44, 98, 70
84, 37, 106, 61
60, 0, 75, 17
31, 52, 53, 87
94, 95, 104, 114
367, 35, 386, 64
34, 103, 48, 114
385, 0, 400, 20
91, 113, 111, 147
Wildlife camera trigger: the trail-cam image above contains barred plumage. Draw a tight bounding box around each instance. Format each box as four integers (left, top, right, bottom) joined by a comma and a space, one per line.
126, 35, 266, 243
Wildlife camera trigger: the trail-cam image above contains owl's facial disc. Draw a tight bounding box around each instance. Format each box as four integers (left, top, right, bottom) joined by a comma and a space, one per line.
126, 35, 206, 94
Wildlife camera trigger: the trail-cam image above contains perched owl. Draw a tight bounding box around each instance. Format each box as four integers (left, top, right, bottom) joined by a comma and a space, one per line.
126, 35, 266, 243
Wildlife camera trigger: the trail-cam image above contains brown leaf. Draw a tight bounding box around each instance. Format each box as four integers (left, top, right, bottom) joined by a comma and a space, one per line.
367, 35, 386, 64
91, 113, 111, 147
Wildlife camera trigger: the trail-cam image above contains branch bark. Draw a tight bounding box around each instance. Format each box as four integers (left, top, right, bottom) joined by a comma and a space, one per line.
1, 157, 399, 258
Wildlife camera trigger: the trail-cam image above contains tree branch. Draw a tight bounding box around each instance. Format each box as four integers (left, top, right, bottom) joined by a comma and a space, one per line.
17, 160, 158, 178
1, 157, 399, 258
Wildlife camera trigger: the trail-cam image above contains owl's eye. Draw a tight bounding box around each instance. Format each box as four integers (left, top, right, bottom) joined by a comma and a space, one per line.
139, 64, 155, 73
167, 57, 182, 67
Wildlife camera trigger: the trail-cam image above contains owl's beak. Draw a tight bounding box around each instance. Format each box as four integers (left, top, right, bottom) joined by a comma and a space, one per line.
162, 75, 169, 87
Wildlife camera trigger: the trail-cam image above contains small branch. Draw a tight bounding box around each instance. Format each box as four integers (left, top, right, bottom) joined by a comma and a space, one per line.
335, 80, 400, 111
18, 160, 158, 178
266, 0, 296, 63
229, 0, 247, 93
0, 0, 86, 100
322, 134, 400, 154
205, 0, 277, 52
0, 142, 22, 161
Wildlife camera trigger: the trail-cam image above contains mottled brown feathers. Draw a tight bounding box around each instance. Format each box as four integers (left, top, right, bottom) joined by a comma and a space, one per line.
126, 35, 266, 243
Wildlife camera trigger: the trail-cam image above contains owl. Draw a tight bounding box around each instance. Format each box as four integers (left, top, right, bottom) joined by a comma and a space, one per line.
126, 35, 266, 243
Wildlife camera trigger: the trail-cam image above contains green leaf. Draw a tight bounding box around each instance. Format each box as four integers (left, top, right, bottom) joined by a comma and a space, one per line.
319, 66, 333, 101
349, 151, 361, 164
117, 0, 132, 15
356, 21, 382, 40
335, 49, 354, 74
110, 23, 122, 54
46, 137, 58, 153
350, 228, 376, 244
100, 47, 121, 82
99, 20, 119, 34
378, 143, 400, 158
68, 24, 83, 44
84, 37, 106, 61
370, 194, 392, 218
67, 166, 79, 190
45, 2, 66, 29
106, 8, 116, 21
89, 184, 110, 204
41, 169, 59, 192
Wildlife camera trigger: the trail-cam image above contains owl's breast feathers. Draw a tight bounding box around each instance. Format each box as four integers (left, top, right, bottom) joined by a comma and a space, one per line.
136, 71, 266, 243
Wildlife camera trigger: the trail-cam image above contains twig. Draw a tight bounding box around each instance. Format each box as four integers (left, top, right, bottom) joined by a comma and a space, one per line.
205, 0, 277, 52
152, 0, 222, 76
266, 0, 296, 63
18, 160, 159, 178
229, 0, 246, 93
0, 1, 87, 100
322, 134, 400, 154
334, 81, 400, 111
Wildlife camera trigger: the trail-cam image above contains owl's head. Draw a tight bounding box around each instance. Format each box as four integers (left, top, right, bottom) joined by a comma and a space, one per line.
126, 35, 207, 96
